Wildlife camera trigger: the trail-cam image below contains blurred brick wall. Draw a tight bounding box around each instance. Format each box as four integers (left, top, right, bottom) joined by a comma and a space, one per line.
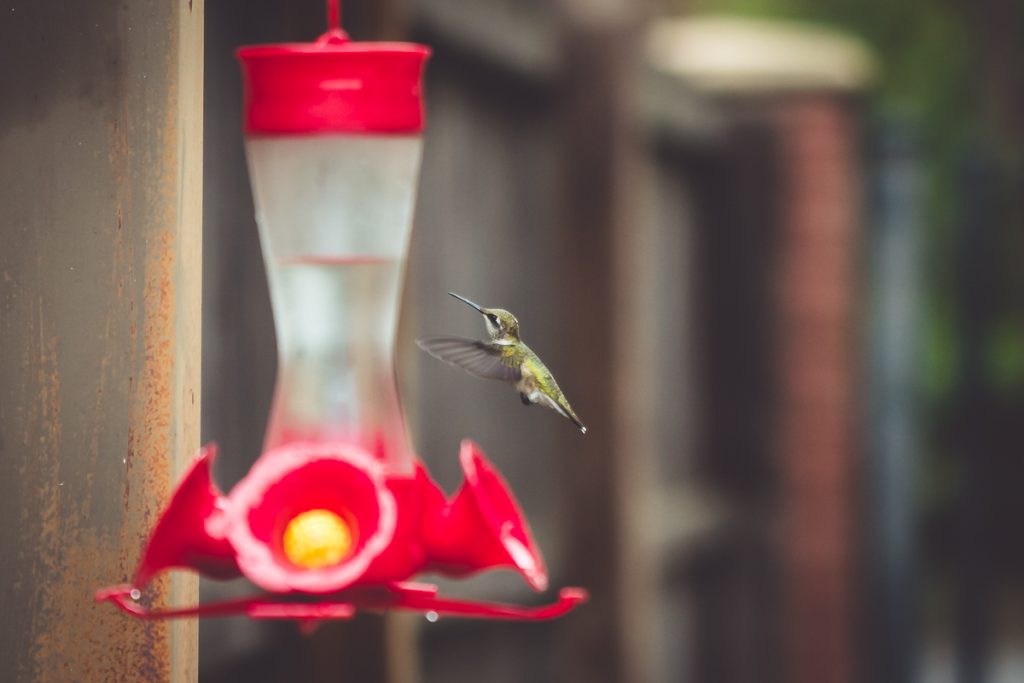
776, 96, 861, 683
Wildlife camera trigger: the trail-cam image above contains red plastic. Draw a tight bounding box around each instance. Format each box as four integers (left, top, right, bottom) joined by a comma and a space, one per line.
238, 31, 430, 135
223, 442, 397, 594
420, 441, 548, 591
97, 440, 586, 623
132, 444, 238, 586
97, 582, 587, 623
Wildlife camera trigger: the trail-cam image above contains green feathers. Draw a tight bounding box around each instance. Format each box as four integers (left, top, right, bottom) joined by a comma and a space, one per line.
417, 293, 587, 434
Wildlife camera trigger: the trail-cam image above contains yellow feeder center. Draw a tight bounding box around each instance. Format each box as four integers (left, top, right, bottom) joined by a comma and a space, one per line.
282, 509, 354, 569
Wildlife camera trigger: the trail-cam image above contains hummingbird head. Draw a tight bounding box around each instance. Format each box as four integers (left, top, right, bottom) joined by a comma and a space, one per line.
481, 308, 520, 341
448, 292, 521, 341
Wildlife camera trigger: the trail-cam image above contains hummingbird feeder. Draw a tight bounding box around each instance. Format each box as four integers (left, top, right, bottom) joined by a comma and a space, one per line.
96, 0, 587, 625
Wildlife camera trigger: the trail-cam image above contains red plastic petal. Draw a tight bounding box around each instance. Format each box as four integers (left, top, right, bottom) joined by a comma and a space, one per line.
133, 444, 239, 586
420, 440, 549, 591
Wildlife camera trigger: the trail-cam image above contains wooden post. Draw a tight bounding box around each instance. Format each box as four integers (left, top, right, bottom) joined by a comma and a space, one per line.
951, 155, 999, 683
648, 17, 874, 683
553, 2, 648, 682
865, 122, 921, 683
0, 1, 203, 681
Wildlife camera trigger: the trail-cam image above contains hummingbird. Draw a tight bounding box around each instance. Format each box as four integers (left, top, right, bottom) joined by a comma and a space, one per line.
417, 292, 588, 434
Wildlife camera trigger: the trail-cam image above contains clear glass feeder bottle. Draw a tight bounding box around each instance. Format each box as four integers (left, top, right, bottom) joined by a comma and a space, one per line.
239, 32, 430, 476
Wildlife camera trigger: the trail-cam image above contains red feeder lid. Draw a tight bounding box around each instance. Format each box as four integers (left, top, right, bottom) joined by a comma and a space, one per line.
237, 27, 430, 135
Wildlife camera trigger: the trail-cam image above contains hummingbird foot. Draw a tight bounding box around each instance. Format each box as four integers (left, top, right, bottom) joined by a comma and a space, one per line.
520, 393, 531, 406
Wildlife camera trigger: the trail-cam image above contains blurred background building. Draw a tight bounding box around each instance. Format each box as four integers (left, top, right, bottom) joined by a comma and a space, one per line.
2, 0, 1022, 682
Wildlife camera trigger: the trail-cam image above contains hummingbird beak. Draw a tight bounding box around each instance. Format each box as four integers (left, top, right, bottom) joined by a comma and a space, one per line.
448, 292, 484, 314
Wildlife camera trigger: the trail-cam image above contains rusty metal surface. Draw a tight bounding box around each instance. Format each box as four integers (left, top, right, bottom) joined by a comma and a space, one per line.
0, 1, 203, 681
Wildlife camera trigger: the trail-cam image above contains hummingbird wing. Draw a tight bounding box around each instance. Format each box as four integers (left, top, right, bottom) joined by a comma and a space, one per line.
416, 336, 521, 383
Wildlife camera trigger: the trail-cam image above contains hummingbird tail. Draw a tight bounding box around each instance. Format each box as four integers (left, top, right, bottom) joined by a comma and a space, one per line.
555, 397, 588, 434
571, 415, 588, 435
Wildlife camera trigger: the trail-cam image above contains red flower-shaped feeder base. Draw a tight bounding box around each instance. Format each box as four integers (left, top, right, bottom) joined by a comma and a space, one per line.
95, 440, 587, 625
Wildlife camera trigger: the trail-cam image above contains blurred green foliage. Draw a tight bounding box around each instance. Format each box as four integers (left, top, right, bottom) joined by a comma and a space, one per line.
683, 1, 1024, 526
688, 0, 974, 119
684, 0, 970, 115
686, 0, 1024, 400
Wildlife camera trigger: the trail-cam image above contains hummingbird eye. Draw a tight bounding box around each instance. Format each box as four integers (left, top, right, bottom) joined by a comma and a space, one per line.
487, 314, 499, 325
